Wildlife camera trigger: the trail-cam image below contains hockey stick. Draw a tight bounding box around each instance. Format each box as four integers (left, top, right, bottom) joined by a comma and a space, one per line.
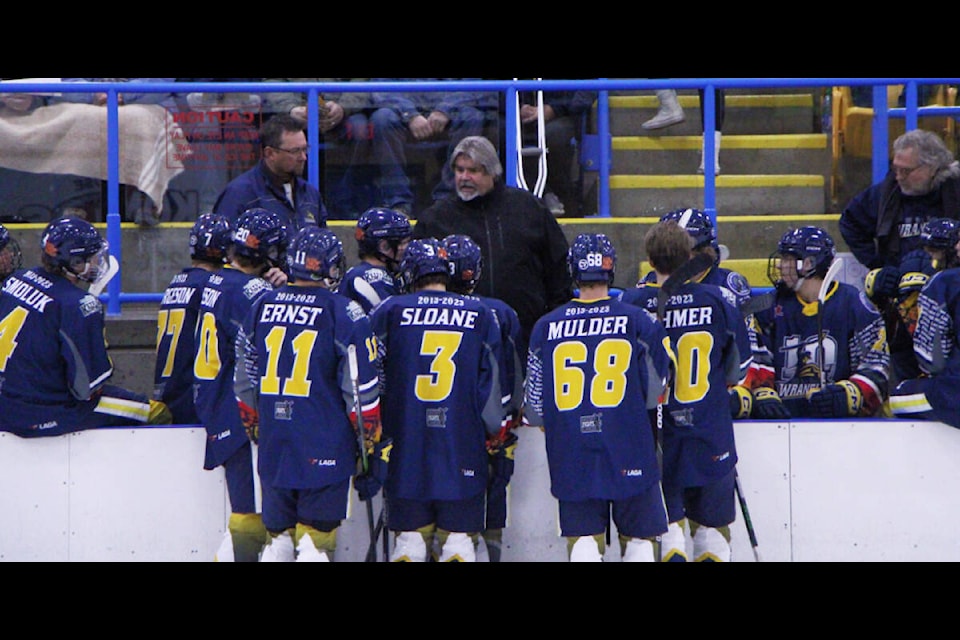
734, 468, 761, 562
88, 254, 120, 298
657, 253, 715, 322
816, 257, 843, 387
347, 344, 379, 562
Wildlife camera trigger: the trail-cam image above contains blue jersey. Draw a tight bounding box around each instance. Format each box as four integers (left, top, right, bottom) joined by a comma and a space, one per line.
153, 266, 211, 424
193, 266, 273, 469
235, 284, 380, 489
752, 282, 890, 417
369, 290, 503, 501
623, 281, 750, 487
0, 267, 156, 435
461, 293, 526, 420
340, 261, 400, 315
914, 269, 960, 377
525, 295, 671, 501
0, 267, 114, 405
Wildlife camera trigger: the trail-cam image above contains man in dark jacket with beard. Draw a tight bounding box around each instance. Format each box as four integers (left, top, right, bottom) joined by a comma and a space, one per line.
412, 135, 572, 348
840, 128, 960, 384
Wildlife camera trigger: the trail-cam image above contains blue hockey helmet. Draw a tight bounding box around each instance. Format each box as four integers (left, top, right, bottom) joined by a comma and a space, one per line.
920, 218, 960, 251
190, 213, 232, 265
442, 234, 482, 294
40, 215, 109, 282
399, 237, 449, 292
769, 225, 836, 284
567, 233, 616, 285
355, 207, 412, 264
287, 226, 346, 288
232, 208, 288, 269
0, 222, 23, 279
660, 207, 718, 253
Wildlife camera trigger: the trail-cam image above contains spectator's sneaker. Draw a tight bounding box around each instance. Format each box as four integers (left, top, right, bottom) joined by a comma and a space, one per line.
543, 192, 565, 216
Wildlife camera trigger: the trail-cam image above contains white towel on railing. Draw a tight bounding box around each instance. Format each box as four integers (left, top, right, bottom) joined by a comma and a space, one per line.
0, 102, 190, 215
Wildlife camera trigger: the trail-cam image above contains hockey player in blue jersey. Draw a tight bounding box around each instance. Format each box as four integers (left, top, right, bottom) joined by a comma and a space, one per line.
525, 233, 672, 562
865, 217, 960, 384
193, 208, 289, 562
442, 233, 524, 562
639, 208, 752, 307
234, 226, 387, 562
341, 207, 412, 314
750, 226, 889, 419
623, 221, 752, 562
369, 237, 504, 562
0, 216, 172, 437
153, 213, 231, 425
888, 218, 960, 425
0, 222, 22, 281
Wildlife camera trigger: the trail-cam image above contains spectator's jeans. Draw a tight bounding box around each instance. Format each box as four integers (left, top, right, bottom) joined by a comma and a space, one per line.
370, 106, 486, 207
322, 112, 372, 219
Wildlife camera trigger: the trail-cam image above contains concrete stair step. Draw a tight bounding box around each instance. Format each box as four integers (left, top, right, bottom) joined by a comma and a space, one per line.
607, 174, 827, 217
607, 93, 820, 136
610, 133, 830, 174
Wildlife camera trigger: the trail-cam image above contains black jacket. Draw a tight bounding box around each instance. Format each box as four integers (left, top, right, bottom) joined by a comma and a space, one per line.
413, 182, 573, 341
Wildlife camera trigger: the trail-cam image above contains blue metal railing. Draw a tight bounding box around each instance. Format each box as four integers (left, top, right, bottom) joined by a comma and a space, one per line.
2, 78, 959, 313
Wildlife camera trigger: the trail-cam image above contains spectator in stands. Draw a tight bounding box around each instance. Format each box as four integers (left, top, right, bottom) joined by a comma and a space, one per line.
213, 113, 327, 240
524, 233, 671, 562
56, 77, 177, 107
263, 78, 374, 220
0, 216, 172, 438
518, 89, 598, 216
369, 78, 498, 216
0, 222, 22, 281
640, 85, 726, 174
153, 213, 231, 425
53, 78, 179, 225
340, 207, 412, 315
888, 229, 960, 428
748, 226, 890, 420
412, 135, 573, 345
839, 129, 960, 384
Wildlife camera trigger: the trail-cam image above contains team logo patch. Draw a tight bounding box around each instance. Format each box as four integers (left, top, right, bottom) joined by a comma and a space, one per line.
79, 294, 100, 317
580, 412, 603, 434
425, 407, 447, 428
274, 400, 294, 421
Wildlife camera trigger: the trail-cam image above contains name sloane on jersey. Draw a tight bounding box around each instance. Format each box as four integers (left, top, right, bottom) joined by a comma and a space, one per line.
400, 307, 479, 328
662, 305, 713, 329
548, 315, 628, 339
2, 276, 54, 312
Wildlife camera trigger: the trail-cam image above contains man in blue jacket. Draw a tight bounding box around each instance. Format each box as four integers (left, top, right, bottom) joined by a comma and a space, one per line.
214, 113, 326, 239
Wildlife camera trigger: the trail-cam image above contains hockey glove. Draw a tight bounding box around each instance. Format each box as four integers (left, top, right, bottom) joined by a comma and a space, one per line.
350, 406, 383, 455
752, 387, 791, 419
864, 265, 900, 303
487, 431, 519, 497
355, 437, 393, 501
729, 385, 753, 420
238, 400, 259, 444
806, 380, 863, 418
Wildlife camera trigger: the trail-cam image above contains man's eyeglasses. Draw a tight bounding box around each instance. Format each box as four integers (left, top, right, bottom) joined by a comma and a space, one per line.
893, 164, 925, 177
272, 146, 309, 156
